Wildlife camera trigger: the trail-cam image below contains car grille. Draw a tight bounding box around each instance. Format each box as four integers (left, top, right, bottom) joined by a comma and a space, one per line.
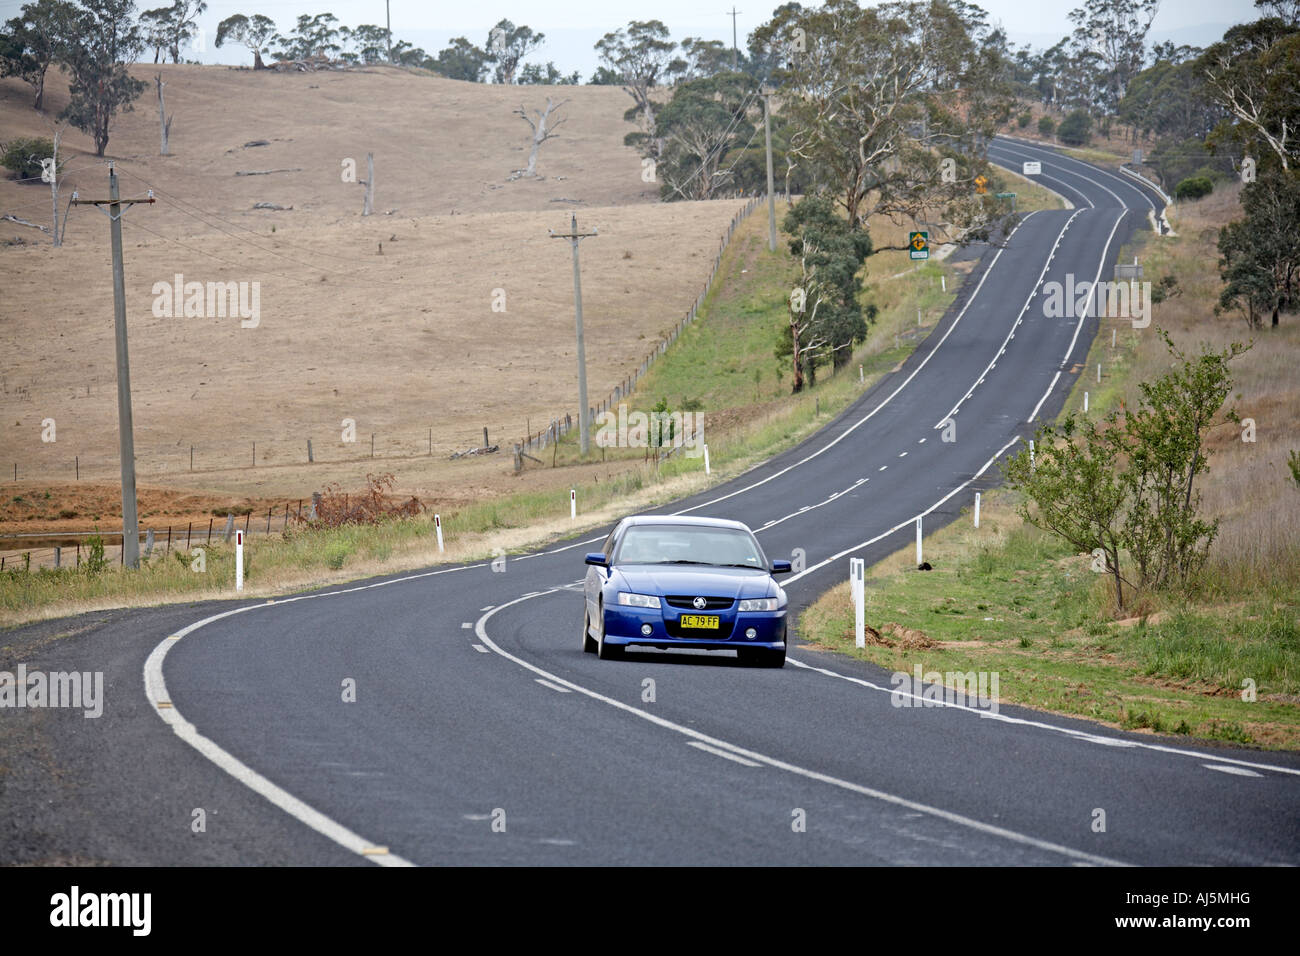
664, 595, 733, 610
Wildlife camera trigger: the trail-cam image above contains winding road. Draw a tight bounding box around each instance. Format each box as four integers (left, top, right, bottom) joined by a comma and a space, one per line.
4, 138, 1297, 868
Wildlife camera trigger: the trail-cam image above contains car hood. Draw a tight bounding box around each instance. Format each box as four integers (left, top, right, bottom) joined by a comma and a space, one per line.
614, 564, 780, 601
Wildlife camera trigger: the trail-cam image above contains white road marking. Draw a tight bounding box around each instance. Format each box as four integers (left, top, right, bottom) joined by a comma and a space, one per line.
898, 452, 907, 458
666, 213, 1039, 518
994, 138, 1158, 215
472, 644, 489, 653
1027, 371, 1062, 424
879, 465, 888, 471
474, 595, 1127, 867
936, 209, 1083, 428
461, 622, 473, 629
782, 437, 1022, 586
1203, 764, 1263, 778
535, 678, 572, 693
688, 741, 762, 767
142, 561, 497, 867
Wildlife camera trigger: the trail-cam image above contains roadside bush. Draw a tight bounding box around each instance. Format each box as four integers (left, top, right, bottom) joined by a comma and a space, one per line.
1057, 110, 1092, 146
324, 542, 350, 570
1038, 116, 1056, 137
1017, 111, 1032, 128
1173, 176, 1214, 200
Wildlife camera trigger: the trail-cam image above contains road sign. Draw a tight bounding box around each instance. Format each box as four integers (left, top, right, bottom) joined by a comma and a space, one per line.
995, 192, 1016, 198
909, 231, 929, 260
1023, 161, 1042, 175
975, 174, 988, 195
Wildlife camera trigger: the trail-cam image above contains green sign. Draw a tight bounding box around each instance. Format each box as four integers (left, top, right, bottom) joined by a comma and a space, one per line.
995, 192, 1016, 198
908, 231, 929, 260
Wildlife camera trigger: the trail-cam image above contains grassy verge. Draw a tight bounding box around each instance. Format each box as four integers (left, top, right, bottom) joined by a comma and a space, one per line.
799, 492, 1300, 749
1, 203, 963, 627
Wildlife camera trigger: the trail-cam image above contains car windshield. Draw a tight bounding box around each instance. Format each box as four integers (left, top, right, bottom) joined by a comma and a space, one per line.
614, 524, 764, 569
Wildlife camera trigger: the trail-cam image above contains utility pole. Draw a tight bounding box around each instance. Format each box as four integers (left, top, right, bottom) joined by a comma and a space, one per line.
549, 214, 598, 457
727, 7, 741, 71
70, 166, 154, 569
386, 0, 393, 63
762, 87, 776, 251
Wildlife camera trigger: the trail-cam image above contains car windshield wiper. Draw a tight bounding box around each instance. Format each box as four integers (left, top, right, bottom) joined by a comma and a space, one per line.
652, 559, 712, 565
716, 563, 762, 569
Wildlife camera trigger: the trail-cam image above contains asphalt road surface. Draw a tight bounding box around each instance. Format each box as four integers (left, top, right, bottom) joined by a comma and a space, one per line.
3, 139, 1297, 867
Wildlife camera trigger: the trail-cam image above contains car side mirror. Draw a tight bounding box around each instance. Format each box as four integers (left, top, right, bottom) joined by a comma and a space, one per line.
771, 560, 792, 574
585, 552, 608, 567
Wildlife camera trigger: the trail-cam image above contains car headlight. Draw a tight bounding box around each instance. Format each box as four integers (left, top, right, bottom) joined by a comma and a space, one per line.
617, 592, 662, 609
738, 597, 778, 612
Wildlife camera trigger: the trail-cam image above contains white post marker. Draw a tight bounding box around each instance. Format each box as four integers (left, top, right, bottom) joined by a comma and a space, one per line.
703, 444, 711, 475
850, 557, 865, 649
941, 275, 946, 293
570, 489, 576, 520
1111, 328, 1116, 348
1098, 362, 1102, 383
235, 530, 244, 592
1029, 439, 1035, 470
1084, 391, 1089, 412
859, 364, 864, 383
434, 513, 444, 552
974, 491, 981, 528
915, 516, 923, 565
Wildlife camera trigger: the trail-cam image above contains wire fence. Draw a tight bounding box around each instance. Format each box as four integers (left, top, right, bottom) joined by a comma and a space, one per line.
518, 194, 764, 456
0, 501, 309, 571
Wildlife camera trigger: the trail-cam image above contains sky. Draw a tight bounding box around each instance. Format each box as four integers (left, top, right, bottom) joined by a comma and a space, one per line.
0, 0, 1266, 75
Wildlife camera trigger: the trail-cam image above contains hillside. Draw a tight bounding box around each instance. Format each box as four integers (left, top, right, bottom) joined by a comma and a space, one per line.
0, 65, 748, 524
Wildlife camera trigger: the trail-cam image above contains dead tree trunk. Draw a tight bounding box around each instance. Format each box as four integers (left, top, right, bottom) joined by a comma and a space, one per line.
513, 98, 568, 178
362, 152, 374, 216
155, 74, 172, 156
48, 127, 62, 247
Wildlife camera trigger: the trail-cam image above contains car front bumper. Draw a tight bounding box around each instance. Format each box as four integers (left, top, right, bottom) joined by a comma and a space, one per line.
602, 604, 787, 650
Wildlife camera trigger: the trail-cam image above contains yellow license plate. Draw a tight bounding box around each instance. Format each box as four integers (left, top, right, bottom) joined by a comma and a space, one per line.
679, 614, 719, 629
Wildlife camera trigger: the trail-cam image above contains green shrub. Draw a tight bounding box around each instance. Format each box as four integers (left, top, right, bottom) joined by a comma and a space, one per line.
83, 533, 108, 575
1038, 116, 1056, 137
1018, 111, 1032, 128
1057, 110, 1092, 146
1173, 176, 1214, 200
324, 542, 350, 570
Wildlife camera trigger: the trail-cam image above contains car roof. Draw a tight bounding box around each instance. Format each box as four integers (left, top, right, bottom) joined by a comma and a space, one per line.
618, 514, 753, 532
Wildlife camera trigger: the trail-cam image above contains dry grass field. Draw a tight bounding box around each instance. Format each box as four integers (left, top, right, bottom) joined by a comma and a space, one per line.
0, 65, 749, 534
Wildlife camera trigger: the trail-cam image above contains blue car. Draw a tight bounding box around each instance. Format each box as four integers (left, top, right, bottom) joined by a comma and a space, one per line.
583, 515, 791, 667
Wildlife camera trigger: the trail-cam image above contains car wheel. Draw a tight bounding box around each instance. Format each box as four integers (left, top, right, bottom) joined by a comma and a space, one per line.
595, 602, 622, 660
581, 609, 597, 654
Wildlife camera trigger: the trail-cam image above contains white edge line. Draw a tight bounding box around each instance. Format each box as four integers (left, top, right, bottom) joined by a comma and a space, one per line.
142, 562, 492, 867
688, 741, 763, 767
